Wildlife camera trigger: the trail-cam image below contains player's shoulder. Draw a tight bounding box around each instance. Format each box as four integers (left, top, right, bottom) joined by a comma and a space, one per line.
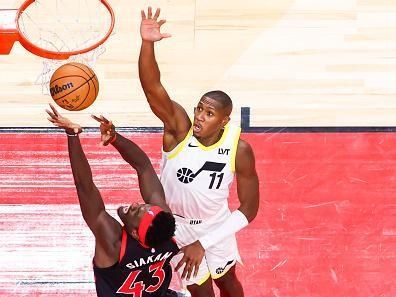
235, 139, 256, 172
237, 138, 253, 154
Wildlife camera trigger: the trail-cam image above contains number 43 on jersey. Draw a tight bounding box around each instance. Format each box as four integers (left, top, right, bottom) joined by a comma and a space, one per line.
117, 260, 165, 296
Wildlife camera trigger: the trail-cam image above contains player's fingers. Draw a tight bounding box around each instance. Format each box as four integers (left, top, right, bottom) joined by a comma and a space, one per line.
181, 262, 191, 279
103, 138, 110, 146
47, 117, 55, 123
141, 10, 146, 20
100, 115, 110, 124
103, 135, 114, 146
174, 257, 187, 271
100, 137, 107, 146
158, 19, 166, 26
91, 114, 103, 123
153, 8, 160, 20
186, 264, 193, 281
99, 135, 107, 146
181, 260, 192, 279
193, 262, 200, 278
147, 6, 152, 19
103, 122, 113, 134
49, 103, 60, 117
103, 139, 112, 146
45, 109, 56, 118
161, 33, 172, 39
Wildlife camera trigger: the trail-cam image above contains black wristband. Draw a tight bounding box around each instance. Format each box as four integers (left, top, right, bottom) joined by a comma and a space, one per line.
66, 131, 79, 136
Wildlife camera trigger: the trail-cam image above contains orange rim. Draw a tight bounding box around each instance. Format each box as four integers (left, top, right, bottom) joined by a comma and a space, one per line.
16, 0, 115, 60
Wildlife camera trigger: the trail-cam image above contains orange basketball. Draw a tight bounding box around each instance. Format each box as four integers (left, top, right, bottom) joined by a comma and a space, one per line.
49, 62, 99, 111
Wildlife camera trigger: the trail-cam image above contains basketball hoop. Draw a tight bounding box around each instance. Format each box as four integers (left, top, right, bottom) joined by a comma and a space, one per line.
0, 0, 115, 95
0, 0, 115, 60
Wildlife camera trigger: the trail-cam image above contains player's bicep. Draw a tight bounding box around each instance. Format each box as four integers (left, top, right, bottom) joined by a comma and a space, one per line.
144, 86, 191, 138
92, 213, 123, 267
235, 140, 259, 222
144, 85, 173, 120
76, 185, 121, 239
92, 212, 122, 247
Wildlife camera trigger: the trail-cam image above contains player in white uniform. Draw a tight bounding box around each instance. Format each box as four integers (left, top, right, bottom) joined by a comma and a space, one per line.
161, 122, 244, 285
137, 7, 260, 297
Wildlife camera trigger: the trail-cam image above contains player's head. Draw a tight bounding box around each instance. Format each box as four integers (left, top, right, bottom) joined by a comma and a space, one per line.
193, 90, 233, 139
117, 203, 175, 248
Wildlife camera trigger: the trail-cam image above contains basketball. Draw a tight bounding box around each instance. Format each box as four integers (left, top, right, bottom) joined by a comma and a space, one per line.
49, 62, 99, 111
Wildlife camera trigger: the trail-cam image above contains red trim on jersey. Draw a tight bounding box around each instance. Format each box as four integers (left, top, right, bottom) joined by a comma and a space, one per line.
119, 229, 127, 262
138, 206, 163, 248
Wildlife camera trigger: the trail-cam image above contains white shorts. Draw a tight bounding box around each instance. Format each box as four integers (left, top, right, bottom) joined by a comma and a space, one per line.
172, 215, 242, 286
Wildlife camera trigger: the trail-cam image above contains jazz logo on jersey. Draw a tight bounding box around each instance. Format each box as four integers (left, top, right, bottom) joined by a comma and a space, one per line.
177, 161, 226, 189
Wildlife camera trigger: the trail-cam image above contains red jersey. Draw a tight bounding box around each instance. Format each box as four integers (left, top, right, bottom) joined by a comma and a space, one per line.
94, 229, 179, 297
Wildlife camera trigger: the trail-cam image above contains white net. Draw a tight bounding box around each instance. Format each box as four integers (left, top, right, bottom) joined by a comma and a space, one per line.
36, 46, 106, 95
17, 0, 114, 94
18, 0, 112, 53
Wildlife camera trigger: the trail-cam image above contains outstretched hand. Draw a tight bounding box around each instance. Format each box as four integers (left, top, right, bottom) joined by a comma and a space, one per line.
46, 104, 82, 135
175, 240, 205, 280
91, 115, 116, 146
140, 7, 171, 42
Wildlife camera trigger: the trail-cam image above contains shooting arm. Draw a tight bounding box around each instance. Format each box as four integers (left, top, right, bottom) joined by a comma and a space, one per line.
68, 135, 121, 241
111, 132, 170, 212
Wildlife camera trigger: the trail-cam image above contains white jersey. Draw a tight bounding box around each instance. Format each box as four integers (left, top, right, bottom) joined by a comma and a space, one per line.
160, 123, 241, 220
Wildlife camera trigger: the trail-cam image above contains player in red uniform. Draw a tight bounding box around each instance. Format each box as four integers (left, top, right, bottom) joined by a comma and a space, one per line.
46, 104, 180, 297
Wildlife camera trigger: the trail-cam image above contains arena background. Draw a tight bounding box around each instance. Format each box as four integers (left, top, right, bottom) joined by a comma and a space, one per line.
1, 0, 395, 296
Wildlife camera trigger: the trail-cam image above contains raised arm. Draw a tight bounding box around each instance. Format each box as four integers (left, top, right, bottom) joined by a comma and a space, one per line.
139, 7, 191, 150
46, 105, 121, 266
92, 115, 170, 212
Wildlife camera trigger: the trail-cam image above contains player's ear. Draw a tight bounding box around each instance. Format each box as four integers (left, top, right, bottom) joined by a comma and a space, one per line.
221, 116, 230, 128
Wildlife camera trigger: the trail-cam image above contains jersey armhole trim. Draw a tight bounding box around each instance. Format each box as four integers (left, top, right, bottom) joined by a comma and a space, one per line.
167, 128, 193, 160
118, 229, 127, 263
230, 127, 241, 172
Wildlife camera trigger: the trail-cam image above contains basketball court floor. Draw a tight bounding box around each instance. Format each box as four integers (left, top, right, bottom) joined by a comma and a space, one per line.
1, 0, 396, 296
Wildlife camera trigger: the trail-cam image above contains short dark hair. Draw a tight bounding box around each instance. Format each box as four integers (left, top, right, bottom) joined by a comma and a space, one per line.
145, 211, 176, 248
202, 90, 233, 114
